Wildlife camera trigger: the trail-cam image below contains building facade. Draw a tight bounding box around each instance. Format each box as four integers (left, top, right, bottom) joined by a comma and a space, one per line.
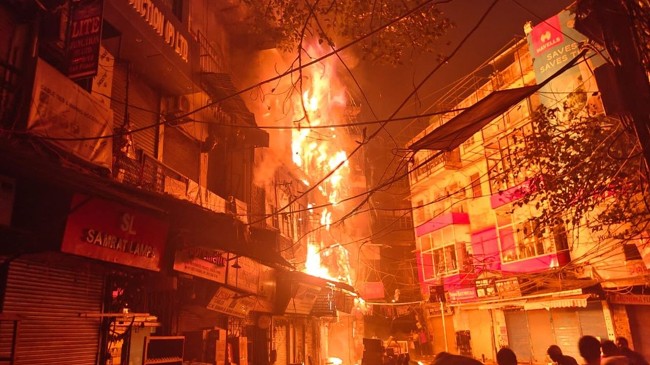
407, 5, 650, 363
0, 1, 357, 364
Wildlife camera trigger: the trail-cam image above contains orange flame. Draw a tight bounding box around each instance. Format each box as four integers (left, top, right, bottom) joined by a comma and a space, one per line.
292, 43, 353, 285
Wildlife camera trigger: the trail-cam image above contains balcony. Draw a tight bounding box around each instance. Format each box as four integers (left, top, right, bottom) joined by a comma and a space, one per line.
114, 150, 247, 219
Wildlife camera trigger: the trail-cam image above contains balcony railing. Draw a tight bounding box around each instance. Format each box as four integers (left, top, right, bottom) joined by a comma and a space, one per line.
114, 150, 247, 218
197, 30, 226, 74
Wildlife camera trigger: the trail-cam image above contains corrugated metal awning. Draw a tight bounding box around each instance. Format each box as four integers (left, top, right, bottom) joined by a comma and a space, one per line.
523, 294, 590, 310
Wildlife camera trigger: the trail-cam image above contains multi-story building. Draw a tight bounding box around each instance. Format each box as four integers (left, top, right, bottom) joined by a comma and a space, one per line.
407, 5, 649, 363
0, 1, 358, 364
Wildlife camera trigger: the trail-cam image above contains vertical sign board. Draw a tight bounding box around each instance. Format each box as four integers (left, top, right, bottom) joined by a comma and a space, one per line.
61, 194, 168, 271
526, 9, 604, 113
67, 0, 104, 79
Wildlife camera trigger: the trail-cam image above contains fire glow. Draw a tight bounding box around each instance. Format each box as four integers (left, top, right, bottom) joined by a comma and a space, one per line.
292, 43, 353, 285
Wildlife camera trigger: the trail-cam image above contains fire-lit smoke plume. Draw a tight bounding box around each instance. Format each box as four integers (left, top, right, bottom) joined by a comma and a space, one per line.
240, 40, 370, 287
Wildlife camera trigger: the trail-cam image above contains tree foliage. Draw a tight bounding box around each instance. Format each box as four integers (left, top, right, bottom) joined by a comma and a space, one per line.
505, 105, 650, 241
240, 0, 453, 65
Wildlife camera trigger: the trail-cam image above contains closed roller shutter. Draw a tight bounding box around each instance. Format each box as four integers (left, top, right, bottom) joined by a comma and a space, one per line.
578, 302, 608, 339
551, 309, 581, 361
163, 126, 200, 182
505, 310, 532, 362
2, 255, 104, 365
527, 310, 553, 364
627, 305, 650, 360
467, 309, 494, 363
111, 63, 159, 157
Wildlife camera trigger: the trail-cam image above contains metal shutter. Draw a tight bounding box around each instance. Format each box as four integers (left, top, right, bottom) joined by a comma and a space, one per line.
111, 63, 159, 157
163, 126, 200, 182
628, 305, 650, 360
551, 309, 582, 361
2, 256, 104, 365
467, 309, 495, 363
578, 302, 608, 339
504, 310, 532, 362
527, 309, 554, 364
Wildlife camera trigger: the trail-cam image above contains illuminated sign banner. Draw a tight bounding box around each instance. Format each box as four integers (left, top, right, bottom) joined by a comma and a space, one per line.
67, 0, 104, 79
61, 194, 168, 271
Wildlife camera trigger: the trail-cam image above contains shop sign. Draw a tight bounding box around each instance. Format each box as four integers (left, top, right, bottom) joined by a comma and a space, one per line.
61, 194, 168, 271
66, 0, 104, 79
609, 293, 650, 306
226, 255, 261, 294
425, 303, 453, 317
476, 278, 497, 298
173, 246, 227, 284
495, 277, 521, 298
285, 283, 321, 315
28, 59, 113, 170
127, 0, 189, 62
448, 287, 477, 302
206, 286, 256, 318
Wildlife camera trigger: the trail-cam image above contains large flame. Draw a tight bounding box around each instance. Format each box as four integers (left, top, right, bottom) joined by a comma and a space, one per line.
292, 43, 353, 285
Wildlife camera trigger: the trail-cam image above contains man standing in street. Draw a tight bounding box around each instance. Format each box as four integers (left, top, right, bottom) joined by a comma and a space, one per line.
548, 345, 579, 365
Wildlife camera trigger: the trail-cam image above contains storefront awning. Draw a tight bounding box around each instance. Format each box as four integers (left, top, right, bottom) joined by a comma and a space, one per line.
408, 50, 586, 152
523, 294, 590, 310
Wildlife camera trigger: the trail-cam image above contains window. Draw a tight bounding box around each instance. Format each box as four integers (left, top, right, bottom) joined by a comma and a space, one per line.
495, 204, 567, 262
420, 227, 468, 279
470, 173, 482, 198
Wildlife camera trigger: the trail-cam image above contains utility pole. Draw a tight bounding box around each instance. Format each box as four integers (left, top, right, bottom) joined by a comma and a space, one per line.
578, 0, 650, 175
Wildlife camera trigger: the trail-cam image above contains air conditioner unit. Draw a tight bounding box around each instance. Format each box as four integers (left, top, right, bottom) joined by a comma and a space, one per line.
165, 95, 191, 115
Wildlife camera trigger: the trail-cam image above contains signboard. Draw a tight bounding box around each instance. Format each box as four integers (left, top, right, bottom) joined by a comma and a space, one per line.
127, 0, 189, 62
226, 255, 261, 294
610, 294, 650, 306
286, 283, 321, 315
61, 194, 168, 271
525, 9, 604, 113
67, 0, 104, 79
173, 247, 227, 284
206, 287, 256, 318
495, 277, 522, 298
448, 287, 478, 302
28, 59, 113, 170
476, 278, 497, 298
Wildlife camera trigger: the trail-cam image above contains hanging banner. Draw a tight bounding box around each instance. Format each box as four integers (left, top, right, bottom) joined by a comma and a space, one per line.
67, 0, 104, 79
28, 59, 113, 170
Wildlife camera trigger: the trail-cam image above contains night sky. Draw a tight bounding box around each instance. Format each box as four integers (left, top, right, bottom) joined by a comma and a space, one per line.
356, 0, 574, 144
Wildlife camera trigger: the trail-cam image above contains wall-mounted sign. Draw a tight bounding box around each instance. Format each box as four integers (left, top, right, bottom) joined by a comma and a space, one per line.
495, 277, 521, 299
286, 283, 321, 315
173, 246, 227, 283
610, 293, 650, 306
476, 278, 497, 298
66, 0, 104, 79
206, 287, 256, 318
227, 255, 262, 294
28, 59, 113, 170
61, 194, 168, 271
128, 0, 188, 62
448, 287, 477, 302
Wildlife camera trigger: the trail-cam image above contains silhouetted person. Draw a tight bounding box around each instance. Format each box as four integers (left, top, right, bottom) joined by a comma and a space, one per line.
602, 340, 629, 365
497, 348, 517, 365
579, 336, 602, 365
617, 337, 649, 365
434, 352, 484, 365
548, 345, 579, 365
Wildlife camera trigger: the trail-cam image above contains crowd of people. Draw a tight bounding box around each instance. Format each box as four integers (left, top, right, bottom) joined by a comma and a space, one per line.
426, 336, 648, 365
